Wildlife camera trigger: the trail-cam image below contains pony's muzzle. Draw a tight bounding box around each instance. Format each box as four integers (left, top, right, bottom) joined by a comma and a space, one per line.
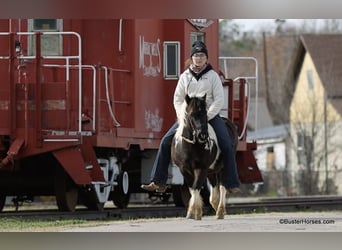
197, 131, 208, 143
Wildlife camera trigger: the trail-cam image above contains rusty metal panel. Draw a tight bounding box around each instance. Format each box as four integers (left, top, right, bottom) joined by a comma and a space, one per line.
236, 150, 263, 183
133, 20, 174, 137
53, 147, 92, 185
80, 138, 105, 182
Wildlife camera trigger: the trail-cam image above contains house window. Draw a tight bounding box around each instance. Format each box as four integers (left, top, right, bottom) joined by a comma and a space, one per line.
163, 41, 180, 79
28, 19, 63, 56
306, 69, 314, 91
297, 132, 304, 150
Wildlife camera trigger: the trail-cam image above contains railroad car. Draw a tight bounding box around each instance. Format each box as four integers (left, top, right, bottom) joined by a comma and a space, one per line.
0, 19, 262, 212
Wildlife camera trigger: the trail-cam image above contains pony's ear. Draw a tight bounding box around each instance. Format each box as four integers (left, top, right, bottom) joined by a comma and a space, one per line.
185, 94, 191, 104
201, 94, 207, 101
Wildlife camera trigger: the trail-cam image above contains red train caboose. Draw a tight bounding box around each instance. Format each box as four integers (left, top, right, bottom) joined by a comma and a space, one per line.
0, 19, 262, 212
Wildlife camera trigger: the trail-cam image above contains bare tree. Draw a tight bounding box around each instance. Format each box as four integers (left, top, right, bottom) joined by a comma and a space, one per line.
289, 65, 342, 195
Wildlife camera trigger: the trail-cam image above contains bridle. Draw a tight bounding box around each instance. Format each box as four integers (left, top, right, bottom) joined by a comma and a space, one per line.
181, 109, 209, 146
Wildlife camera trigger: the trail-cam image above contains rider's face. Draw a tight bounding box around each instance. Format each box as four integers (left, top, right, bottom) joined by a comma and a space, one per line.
192, 53, 207, 67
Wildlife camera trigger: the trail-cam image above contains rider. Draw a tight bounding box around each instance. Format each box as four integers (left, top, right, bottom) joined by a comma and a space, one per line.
141, 40, 240, 194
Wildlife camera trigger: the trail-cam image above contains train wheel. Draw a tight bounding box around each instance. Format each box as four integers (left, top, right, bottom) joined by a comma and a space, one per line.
112, 172, 130, 209
172, 184, 190, 207
54, 166, 78, 212
0, 195, 5, 212
85, 200, 105, 211
80, 189, 105, 211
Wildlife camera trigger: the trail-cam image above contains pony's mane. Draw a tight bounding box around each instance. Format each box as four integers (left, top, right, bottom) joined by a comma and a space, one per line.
175, 100, 188, 139
175, 96, 206, 140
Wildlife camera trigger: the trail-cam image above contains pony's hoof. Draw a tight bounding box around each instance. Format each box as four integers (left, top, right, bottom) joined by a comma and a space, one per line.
186, 214, 194, 219
216, 207, 225, 219
216, 214, 224, 219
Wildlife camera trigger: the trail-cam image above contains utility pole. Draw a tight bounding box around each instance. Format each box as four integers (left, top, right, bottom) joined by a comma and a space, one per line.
324, 90, 329, 194
262, 32, 270, 107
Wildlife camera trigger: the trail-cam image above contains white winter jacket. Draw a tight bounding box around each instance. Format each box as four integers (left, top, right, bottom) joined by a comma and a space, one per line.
173, 65, 224, 121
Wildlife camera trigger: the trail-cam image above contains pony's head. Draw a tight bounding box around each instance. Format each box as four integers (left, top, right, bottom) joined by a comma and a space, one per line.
185, 94, 208, 144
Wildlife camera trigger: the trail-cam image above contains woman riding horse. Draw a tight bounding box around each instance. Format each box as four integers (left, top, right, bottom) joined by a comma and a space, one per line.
172, 94, 228, 219
141, 40, 240, 208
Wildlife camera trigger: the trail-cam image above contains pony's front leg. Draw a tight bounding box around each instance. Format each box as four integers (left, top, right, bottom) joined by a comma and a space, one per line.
216, 185, 227, 219
209, 185, 220, 211
186, 188, 203, 220
186, 188, 195, 219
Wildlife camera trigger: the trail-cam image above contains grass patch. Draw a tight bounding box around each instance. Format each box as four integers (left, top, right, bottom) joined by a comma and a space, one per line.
0, 217, 91, 232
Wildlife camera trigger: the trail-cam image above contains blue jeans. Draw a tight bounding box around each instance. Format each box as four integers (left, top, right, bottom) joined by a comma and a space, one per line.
150, 115, 240, 189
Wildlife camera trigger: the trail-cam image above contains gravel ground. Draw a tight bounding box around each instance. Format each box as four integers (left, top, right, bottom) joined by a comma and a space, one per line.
63, 211, 342, 232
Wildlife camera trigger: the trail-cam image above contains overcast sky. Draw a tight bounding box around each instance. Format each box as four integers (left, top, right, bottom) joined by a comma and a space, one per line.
231, 19, 326, 32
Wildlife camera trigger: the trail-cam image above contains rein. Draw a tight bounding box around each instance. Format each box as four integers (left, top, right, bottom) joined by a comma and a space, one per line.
181, 130, 212, 151
180, 110, 196, 144
178, 96, 210, 147
181, 130, 196, 144
180, 113, 210, 147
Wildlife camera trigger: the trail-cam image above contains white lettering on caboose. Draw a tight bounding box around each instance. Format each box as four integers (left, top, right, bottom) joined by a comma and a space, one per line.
139, 36, 161, 77
145, 108, 163, 132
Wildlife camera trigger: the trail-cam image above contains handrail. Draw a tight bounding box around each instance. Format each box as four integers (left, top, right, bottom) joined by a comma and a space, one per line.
219, 56, 259, 136
100, 66, 131, 128
233, 77, 251, 140
43, 64, 97, 131
0, 31, 84, 133
101, 66, 121, 127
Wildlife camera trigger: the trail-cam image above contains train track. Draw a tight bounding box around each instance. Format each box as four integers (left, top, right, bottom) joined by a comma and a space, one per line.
1, 196, 342, 221
227, 195, 342, 214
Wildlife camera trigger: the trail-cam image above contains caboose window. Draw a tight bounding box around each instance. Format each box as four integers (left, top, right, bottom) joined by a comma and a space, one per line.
33, 19, 58, 30
163, 41, 180, 80
28, 19, 62, 56
190, 32, 205, 45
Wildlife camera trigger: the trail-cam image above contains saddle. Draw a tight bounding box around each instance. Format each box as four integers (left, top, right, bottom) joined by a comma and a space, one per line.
207, 124, 220, 169
207, 117, 238, 169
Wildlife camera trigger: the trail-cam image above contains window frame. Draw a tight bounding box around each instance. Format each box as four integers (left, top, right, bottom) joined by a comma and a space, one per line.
190, 32, 205, 46
306, 69, 314, 91
163, 41, 180, 80
28, 19, 63, 56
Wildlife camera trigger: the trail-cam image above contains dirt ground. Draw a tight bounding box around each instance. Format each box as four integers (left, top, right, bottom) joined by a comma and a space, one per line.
63, 210, 342, 232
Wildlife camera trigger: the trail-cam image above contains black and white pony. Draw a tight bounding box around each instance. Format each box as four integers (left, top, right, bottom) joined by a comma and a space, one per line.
171, 94, 237, 220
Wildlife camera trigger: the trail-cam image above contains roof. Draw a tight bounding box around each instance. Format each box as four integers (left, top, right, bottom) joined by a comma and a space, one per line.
263, 35, 301, 125
247, 124, 288, 142
248, 97, 273, 131
300, 34, 342, 115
